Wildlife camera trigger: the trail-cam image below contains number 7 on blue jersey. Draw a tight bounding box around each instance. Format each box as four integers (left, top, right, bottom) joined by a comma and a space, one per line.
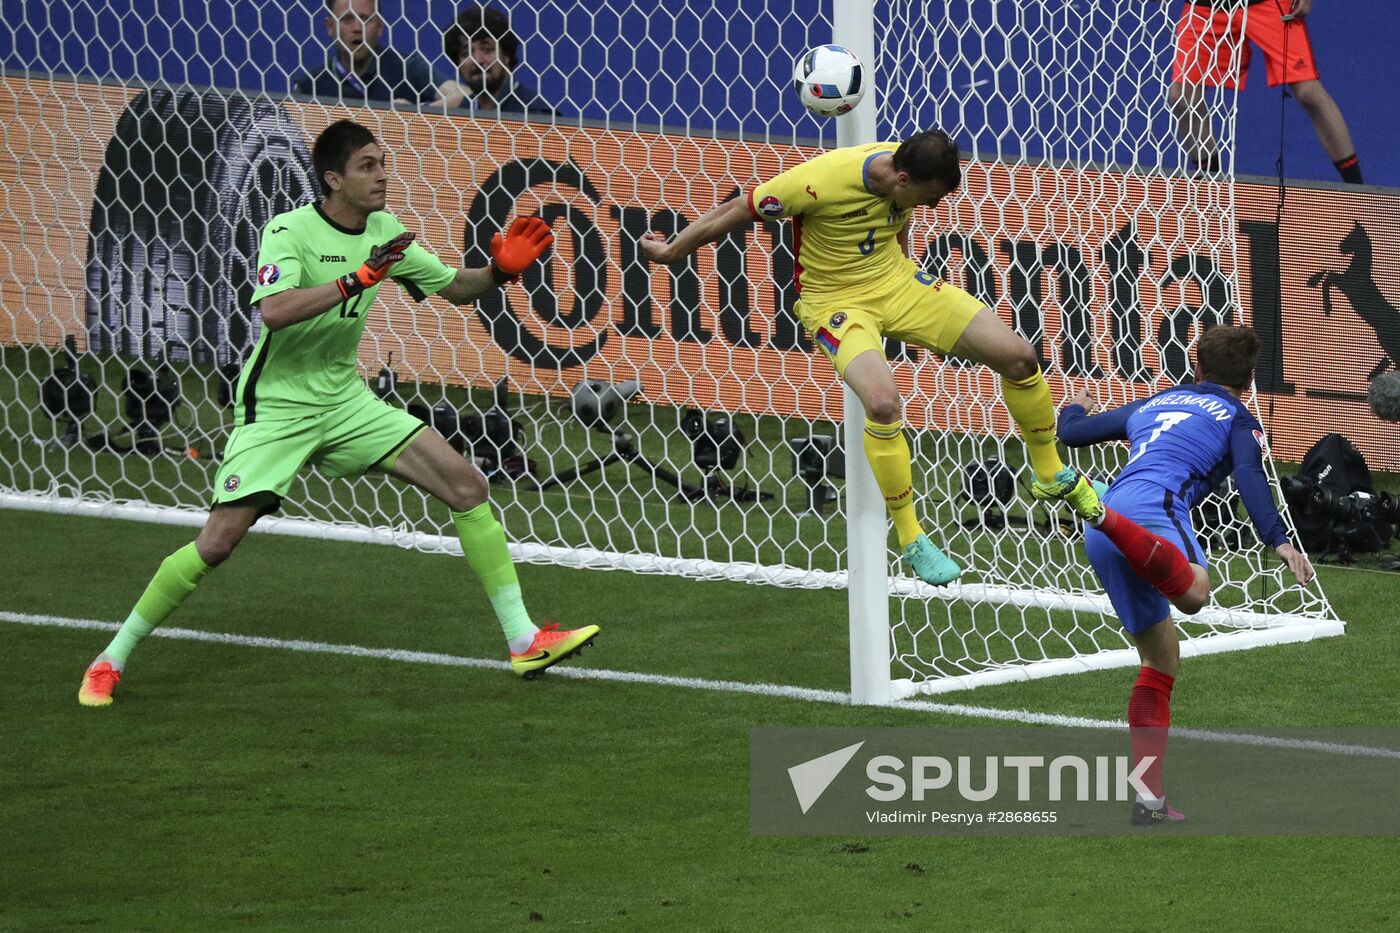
1127, 412, 1193, 464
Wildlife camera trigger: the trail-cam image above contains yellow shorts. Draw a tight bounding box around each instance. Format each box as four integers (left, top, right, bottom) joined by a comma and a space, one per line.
798, 268, 984, 377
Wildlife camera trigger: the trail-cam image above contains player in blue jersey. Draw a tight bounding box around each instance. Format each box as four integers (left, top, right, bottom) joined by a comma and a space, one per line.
1057, 325, 1314, 825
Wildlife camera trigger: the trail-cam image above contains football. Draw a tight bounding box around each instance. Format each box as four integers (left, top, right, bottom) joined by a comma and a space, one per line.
792, 44, 866, 117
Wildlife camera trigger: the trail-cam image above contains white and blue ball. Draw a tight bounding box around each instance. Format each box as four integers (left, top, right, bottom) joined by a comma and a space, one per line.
793, 44, 866, 117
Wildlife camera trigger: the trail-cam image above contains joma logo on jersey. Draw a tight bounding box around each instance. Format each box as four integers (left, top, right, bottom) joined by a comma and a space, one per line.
320, 254, 347, 263
840, 209, 869, 219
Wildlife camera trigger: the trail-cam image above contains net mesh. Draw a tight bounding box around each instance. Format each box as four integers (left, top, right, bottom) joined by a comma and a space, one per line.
0, 0, 1339, 695
875, 0, 1336, 692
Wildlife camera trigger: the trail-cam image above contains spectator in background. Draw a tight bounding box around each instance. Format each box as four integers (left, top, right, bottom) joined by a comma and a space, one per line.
1165, 0, 1363, 183
438, 5, 556, 117
297, 0, 439, 105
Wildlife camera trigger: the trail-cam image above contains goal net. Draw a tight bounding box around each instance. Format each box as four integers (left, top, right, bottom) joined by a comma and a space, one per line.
872, 0, 1340, 695
0, 0, 1340, 699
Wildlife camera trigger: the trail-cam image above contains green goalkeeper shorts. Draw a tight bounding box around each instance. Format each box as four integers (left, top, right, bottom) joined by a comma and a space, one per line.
212, 390, 426, 511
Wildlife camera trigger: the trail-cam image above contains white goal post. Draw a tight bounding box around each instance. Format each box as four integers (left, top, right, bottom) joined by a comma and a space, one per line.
0, 0, 1343, 703
835, 0, 894, 705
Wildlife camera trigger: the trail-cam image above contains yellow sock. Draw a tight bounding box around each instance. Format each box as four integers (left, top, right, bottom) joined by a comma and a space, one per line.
863, 418, 923, 547
1001, 369, 1066, 481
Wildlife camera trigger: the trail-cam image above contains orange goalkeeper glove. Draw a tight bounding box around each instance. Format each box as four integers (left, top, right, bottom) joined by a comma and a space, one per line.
490, 216, 554, 283
337, 231, 416, 300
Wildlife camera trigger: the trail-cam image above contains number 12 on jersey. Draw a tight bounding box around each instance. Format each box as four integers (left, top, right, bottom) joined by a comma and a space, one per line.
339, 292, 367, 319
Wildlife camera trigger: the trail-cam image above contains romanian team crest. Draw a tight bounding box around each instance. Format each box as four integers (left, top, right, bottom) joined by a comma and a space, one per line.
757, 195, 784, 220
829, 312, 847, 328
257, 263, 280, 286
223, 474, 242, 493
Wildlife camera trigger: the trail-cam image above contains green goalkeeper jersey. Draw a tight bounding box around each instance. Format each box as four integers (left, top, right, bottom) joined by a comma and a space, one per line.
237, 202, 457, 425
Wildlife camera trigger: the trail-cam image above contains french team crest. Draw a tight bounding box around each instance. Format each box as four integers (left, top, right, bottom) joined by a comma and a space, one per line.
224, 474, 242, 492
257, 263, 280, 286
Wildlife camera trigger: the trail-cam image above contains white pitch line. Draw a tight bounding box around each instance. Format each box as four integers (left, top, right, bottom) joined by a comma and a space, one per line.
8, 610, 1399, 761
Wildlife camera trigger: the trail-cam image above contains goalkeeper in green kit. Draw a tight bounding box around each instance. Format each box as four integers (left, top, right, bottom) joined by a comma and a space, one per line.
78, 119, 599, 706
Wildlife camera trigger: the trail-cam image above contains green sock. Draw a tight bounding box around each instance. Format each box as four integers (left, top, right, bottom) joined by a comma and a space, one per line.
451, 504, 537, 650
102, 542, 213, 668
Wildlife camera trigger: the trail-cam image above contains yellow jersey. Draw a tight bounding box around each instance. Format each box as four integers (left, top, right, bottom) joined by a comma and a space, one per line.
746, 142, 916, 305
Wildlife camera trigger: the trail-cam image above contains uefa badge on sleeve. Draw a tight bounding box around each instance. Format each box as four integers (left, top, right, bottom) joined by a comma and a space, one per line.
257, 263, 280, 286
757, 196, 784, 220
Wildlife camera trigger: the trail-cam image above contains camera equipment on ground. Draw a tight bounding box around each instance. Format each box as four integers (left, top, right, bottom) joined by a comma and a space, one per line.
37, 337, 200, 457
535, 381, 773, 505
789, 434, 844, 515
406, 377, 533, 480
571, 379, 642, 430
39, 336, 96, 448
675, 409, 773, 504
1369, 371, 1400, 422
961, 458, 1019, 530
372, 354, 400, 404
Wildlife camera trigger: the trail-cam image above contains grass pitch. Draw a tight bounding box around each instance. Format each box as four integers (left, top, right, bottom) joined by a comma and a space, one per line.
3, 509, 1400, 931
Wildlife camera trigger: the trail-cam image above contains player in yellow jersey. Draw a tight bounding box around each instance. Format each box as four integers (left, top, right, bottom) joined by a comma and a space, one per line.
640, 130, 1103, 585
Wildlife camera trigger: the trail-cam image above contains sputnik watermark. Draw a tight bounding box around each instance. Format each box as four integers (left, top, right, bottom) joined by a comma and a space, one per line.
858, 754, 1153, 828
774, 734, 1161, 833
789, 749, 1154, 828
790, 746, 1155, 813
864, 754, 1155, 803
751, 727, 1400, 836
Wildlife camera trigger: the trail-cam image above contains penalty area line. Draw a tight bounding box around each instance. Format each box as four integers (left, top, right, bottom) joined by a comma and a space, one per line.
7, 609, 1398, 761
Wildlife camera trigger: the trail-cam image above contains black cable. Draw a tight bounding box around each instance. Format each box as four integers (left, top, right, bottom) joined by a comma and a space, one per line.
1267, 0, 1291, 437
1247, 0, 1296, 596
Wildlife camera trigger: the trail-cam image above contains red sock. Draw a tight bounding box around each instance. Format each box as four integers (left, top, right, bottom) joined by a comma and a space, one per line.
1096, 509, 1195, 599
1128, 666, 1175, 799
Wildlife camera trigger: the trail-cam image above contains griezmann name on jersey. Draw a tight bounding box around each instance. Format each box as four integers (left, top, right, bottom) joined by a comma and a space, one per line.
238, 203, 456, 425
746, 142, 916, 304
1058, 382, 1289, 548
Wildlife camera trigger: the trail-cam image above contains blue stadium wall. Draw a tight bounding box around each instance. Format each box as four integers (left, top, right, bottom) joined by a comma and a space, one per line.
2, 0, 1395, 186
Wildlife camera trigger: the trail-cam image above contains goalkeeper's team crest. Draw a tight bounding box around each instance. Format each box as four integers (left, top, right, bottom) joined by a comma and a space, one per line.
223, 474, 241, 493
257, 263, 280, 286
829, 312, 847, 328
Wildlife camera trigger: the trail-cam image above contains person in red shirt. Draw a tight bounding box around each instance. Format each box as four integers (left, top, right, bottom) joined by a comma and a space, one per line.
1167, 0, 1363, 183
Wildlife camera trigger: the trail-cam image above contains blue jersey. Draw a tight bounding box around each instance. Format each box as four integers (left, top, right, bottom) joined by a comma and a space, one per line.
1057, 382, 1289, 548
